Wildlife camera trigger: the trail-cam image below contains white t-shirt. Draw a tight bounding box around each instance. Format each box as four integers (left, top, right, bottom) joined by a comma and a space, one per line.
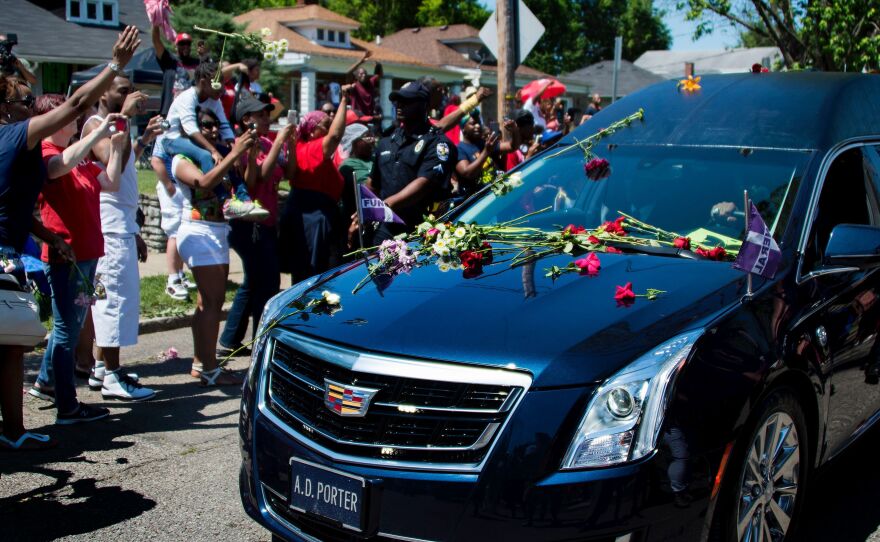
159, 87, 234, 143
83, 115, 140, 235
523, 96, 547, 130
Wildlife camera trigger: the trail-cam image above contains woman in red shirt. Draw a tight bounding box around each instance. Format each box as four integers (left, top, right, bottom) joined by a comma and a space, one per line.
280, 85, 352, 281
30, 94, 127, 424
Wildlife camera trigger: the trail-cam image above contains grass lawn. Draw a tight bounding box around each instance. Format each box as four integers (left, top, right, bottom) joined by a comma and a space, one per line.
140, 273, 239, 319
137, 167, 158, 195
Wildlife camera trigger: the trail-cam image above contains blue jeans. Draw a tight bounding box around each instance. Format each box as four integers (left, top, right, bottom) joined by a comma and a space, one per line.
163, 138, 250, 202
38, 259, 97, 413
219, 222, 280, 347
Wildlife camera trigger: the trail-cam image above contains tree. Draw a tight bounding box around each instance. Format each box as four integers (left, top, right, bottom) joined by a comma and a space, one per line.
321, 0, 491, 41
522, 0, 671, 75
679, 0, 880, 71
170, 1, 284, 94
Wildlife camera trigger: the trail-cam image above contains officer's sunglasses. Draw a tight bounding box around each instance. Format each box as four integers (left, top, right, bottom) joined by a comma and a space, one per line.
2, 94, 35, 108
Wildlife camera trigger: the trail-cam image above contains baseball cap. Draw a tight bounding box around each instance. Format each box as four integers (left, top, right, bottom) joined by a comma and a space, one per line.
340, 123, 370, 154
235, 94, 274, 123
540, 129, 562, 145
175, 33, 192, 44
513, 109, 535, 127
389, 81, 430, 102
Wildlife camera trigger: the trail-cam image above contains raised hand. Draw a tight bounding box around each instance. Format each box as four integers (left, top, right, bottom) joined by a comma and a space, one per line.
112, 26, 141, 68
121, 91, 148, 117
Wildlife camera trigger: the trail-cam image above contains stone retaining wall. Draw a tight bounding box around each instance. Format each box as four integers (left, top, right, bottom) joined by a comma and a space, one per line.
139, 193, 167, 252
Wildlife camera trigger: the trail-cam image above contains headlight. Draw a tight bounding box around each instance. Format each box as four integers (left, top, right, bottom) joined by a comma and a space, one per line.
249, 277, 319, 368
561, 329, 703, 469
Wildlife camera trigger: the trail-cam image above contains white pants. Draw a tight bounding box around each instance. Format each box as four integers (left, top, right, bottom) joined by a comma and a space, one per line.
92, 234, 140, 347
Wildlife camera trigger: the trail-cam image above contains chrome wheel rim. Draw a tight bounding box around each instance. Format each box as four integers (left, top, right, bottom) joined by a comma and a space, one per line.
736, 411, 800, 542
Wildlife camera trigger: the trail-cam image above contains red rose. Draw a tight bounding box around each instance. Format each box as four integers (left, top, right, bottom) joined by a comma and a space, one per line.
606, 246, 622, 254
584, 157, 611, 181
460, 250, 483, 278
574, 253, 601, 276
563, 224, 586, 235
600, 216, 627, 236
481, 242, 494, 265
614, 282, 636, 302
587, 235, 600, 245
696, 246, 727, 261
673, 236, 691, 250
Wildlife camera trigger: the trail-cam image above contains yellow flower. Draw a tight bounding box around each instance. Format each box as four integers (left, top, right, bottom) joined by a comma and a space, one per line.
678, 75, 701, 92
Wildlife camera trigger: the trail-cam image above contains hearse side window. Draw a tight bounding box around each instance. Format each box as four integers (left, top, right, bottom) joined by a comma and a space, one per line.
803, 147, 878, 271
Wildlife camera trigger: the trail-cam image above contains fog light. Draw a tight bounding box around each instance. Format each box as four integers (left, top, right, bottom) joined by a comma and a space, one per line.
607, 388, 635, 418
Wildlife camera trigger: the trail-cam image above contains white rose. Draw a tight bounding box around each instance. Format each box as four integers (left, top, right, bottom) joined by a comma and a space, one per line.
261, 27, 272, 37
436, 223, 447, 232
453, 227, 466, 239
507, 173, 523, 187
322, 291, 341, 306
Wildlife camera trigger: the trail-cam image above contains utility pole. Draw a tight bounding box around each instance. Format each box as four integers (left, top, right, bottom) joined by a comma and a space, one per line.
497, 0, 517, 121
611, 36, 622, 103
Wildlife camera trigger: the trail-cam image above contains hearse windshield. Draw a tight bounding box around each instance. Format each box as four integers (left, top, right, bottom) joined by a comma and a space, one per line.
457, 144, 813, 250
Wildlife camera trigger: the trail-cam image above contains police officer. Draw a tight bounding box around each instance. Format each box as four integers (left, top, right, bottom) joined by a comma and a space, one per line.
369, 81, 457, 243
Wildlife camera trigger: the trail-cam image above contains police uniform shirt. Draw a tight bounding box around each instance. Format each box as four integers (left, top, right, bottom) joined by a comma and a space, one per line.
371, 124, 457, 226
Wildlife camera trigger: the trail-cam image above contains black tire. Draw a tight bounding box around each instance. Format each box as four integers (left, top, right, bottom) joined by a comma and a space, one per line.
710, 389, 810, 542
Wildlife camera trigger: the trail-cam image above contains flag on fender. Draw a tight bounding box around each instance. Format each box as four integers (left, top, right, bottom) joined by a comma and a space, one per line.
359, 184, 404, 224
733, 202, 781, 279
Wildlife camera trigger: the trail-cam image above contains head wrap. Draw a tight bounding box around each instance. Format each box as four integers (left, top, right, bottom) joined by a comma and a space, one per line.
459, 108, 481, 130
297, 110, 329, 141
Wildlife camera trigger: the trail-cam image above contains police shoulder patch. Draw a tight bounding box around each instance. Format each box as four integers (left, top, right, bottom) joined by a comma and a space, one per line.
414, 139, 425, 153
436, 142, 450, 162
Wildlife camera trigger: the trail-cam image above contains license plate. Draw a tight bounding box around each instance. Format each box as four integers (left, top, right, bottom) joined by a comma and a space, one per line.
289, 457, 367, 532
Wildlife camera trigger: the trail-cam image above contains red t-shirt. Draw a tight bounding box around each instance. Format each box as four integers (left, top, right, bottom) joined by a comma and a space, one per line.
294, 137, 343, 202
505, 149, 525, 172
351, 75, 379, 116
39, 141, 105, 263
443, 104, 460, 145
240, 134, 283, 227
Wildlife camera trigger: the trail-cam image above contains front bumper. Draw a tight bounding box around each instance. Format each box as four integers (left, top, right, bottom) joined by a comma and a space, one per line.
240, 379, 715, 542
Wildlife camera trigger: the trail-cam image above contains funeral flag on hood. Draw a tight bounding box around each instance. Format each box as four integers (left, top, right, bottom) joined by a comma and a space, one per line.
733, 202, 782, 278
359, 184, 404, 224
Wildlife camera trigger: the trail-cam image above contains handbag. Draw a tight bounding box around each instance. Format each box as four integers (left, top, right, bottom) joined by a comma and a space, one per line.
0, 273, 46, 347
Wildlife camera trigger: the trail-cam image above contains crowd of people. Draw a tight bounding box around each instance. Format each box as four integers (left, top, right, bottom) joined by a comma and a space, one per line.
0, 22, 595, 451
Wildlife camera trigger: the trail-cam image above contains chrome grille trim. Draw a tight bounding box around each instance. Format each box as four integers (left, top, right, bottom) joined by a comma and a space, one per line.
268, 372, 502, 452
256, 329, 532, 473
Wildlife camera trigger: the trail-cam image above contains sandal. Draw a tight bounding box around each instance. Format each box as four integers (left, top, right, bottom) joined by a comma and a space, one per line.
0, 432, 58, 451
200, 367, 244, 387
190, 361, 203, 380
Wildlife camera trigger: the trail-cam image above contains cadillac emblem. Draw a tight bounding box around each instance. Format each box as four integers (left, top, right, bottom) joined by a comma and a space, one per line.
324, 378, 379, 417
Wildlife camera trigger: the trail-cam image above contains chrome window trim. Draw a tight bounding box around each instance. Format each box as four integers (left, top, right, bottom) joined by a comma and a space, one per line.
796, 138, 880, 284
255, 329, 533, 473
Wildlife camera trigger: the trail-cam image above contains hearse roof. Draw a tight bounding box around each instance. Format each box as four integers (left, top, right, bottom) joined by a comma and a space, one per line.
569, 72, 880, 152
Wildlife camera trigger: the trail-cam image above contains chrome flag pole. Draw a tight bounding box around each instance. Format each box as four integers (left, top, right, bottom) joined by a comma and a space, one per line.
744, 189, 752, 298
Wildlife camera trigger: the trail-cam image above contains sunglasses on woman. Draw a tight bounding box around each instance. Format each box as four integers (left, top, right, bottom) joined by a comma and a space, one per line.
2, 94, 35, 108
200, 121, 218, 130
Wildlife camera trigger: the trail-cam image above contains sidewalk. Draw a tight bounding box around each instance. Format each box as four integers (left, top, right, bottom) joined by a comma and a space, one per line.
138, 250, 292, 290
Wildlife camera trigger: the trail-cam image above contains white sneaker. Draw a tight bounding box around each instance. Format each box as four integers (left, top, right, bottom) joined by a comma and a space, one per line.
166, 279, 189, 301
180, 275, 197, 290
102, 371, 156, 402
89, 363, 140, 390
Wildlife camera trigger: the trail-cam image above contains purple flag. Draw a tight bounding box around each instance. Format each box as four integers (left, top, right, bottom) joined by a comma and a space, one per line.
733, 203, 781, 278
359, 184, 404, 224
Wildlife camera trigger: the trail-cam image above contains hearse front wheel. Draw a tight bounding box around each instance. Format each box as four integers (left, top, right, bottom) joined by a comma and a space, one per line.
714, 389, 809, 542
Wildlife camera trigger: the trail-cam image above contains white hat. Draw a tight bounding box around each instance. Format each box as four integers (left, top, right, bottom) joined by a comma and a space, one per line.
340, 123, 370, 155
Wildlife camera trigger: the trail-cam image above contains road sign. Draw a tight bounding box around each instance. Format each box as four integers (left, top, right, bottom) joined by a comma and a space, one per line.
479, 0, 545, 66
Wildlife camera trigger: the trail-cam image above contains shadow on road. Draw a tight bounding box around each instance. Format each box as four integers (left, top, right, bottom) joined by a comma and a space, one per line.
801, 423, 880, 541
1, 352, 248, 539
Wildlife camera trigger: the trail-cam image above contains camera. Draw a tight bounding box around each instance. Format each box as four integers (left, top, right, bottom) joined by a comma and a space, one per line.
248, 122, 257, 131
0, 33, 19, 75
109, 118, 128, 133
159, 119, 171, 132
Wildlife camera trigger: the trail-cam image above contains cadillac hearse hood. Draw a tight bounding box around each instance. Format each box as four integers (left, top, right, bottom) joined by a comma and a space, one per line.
277, 250, 746, 387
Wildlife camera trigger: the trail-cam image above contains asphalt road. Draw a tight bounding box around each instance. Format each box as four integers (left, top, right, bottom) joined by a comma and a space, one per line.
2, 325, 880, 541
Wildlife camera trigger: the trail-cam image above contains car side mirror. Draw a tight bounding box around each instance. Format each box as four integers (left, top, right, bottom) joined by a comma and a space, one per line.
823, 224, 880, 268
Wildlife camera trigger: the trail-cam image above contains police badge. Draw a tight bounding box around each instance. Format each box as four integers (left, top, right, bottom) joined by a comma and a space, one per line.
436, 142, 450, 162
